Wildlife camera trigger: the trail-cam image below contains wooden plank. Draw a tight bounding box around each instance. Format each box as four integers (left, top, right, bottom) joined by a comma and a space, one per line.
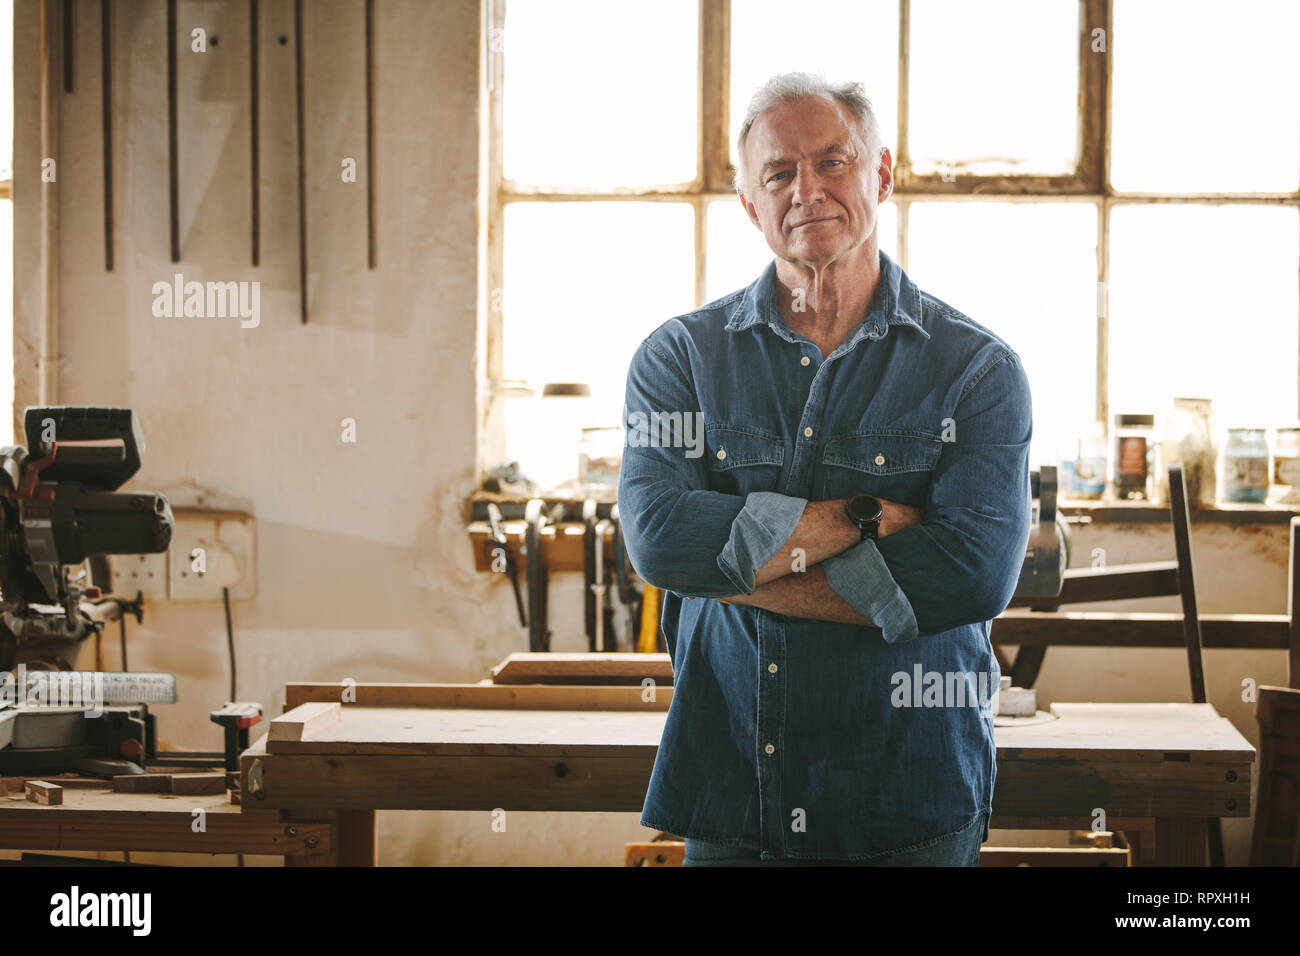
170, 773, 227, 795
3, 775, 110, 792
993, 611, 1289, 649
992, 759, 1251, 818
1006, 561, 1180, 608
284, 682, 673, 711
242, 749, 657, 812
979, 846, 1129, 867
491, 652, 673, 686
468, 521, 612, 573
269, 702, 342, 742
114, 774, 172, 793
25, 780, 63, 805
265, 705, 666, 757
0, 787, 329, 855
993, 703, 1255, 762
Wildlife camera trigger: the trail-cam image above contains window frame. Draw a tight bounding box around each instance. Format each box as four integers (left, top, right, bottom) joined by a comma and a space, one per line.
483, 0, 1300, 478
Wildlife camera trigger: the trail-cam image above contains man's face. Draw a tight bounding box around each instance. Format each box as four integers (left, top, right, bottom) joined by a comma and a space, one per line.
738, 96, 892, 269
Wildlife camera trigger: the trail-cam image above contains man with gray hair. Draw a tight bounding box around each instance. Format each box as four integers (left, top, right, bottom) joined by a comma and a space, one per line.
620, 72, 1032, 864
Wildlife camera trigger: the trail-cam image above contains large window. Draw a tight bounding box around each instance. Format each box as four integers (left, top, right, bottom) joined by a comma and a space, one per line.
487, 0, 1300, 487
1, 0, 13, 448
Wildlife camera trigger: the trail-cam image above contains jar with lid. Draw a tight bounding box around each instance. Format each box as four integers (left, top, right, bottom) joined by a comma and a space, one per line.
1157, 398, 1217, 509
1270, 425, 1300, 505
1062, 424, 1107, 499
1222, 428, 1270, 503
1112, 413, 1155, 501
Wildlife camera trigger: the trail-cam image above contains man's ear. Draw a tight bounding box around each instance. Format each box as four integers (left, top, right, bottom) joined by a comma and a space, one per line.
877, 146, 895, 203
736, 185, 761, 229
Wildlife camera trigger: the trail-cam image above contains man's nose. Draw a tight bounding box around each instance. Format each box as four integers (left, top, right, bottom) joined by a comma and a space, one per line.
791, 165, 827, 206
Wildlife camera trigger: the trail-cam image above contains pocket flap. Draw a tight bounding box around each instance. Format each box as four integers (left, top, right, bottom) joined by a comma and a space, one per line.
705, 426, 785, 471
823, 432, 942, 476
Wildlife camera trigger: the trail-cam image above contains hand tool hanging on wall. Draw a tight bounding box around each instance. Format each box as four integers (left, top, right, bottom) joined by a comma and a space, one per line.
101, 0, 114, 271
486, 502, 527, 627
249, 0, 260, 266
524, 499, 562, 652
582, 499, 597, 651
364, 0, 375, 269
167, 0, 179, 261
610, 505, 641, 653
294, 0, 307, 321
592, 517, 616, 652
638, 584, 662, 653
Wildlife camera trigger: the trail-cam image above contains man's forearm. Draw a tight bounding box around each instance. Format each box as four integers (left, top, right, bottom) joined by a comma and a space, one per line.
750, 500, 858, 588
724, 565, 877, 627
750, 498, 921, 589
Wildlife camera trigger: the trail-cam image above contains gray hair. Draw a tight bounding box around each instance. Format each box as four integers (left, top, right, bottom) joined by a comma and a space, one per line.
735, 72, 884, 192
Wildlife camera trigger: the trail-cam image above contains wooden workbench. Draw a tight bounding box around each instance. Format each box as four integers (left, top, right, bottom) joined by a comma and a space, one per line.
0, 773, 331, 861
241, 682, 1254, 866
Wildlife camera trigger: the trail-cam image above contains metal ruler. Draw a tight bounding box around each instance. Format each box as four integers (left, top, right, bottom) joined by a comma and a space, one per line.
21, 671, 177, 705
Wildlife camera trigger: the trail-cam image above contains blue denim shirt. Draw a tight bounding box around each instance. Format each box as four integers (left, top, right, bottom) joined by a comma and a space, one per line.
618, 249, 1033, 860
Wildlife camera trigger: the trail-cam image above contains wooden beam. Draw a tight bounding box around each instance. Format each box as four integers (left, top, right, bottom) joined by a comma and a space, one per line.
25, 780, 63, 805
269, 701, 342, 741
994, 611, 1290, 648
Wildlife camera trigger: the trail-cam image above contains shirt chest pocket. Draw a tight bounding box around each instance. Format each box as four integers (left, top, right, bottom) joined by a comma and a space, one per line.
704, 425, 785, 496
819, 432, 942, 506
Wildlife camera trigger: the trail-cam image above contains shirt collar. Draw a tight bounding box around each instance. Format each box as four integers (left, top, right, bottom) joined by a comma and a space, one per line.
724, 248, 930, 342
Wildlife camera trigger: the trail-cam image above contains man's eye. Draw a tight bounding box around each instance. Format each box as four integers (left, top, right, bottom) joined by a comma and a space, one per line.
770, 171, 791, 182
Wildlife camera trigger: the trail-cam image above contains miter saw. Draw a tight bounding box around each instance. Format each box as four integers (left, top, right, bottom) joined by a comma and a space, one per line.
0, 407, 176, 776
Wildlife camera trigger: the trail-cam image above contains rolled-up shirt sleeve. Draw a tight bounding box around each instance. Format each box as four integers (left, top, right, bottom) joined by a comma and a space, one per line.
716, 491, 807, 594
820, 539, 918, 643
823, 348, 1033, 641
619, 336, 806, 598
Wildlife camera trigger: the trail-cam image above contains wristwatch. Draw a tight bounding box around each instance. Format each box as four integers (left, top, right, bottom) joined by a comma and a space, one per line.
845, 494, 884, 541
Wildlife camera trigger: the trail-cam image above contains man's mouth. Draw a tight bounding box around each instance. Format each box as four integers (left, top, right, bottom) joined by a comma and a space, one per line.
793, 217, 836, 228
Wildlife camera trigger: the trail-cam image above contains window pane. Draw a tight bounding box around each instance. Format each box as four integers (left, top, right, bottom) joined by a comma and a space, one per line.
502, 202, 695, 484
503, 0, 698, 188
1111, 0, 1300, 193
0, 200, 11, 447
907, 202, 1099, 468
730, 0, 898, 173
706, 198, 896, 302
1108, 205, 1298, 432
909, 0, 1078, 177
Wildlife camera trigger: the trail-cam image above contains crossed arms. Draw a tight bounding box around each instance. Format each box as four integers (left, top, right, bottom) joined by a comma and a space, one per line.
617, 336, 1033, 642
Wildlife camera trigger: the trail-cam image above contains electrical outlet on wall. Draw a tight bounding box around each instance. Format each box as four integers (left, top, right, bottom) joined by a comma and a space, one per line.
111, 552, 169, 601
168, 510, 256, 601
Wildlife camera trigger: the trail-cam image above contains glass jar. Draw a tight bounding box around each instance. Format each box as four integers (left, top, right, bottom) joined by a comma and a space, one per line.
1157, 397, 1217, 509
1112, 413, 1155, 501
1222, 428, 1270, 503
578, 426, 623, 499
1062, 424, 1107, 499
1270, 426, 1300, 505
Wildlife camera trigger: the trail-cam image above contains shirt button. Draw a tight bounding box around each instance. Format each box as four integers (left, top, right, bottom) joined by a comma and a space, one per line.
800, 356, 810, 367
716, 448, 727, 461
874, 453, 885, 465
803, 427, 813, 438
764, 743, 775, 755
768, 662, 778, 673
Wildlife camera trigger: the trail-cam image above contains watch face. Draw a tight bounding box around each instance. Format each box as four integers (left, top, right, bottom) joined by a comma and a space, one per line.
848, 494, 883, 524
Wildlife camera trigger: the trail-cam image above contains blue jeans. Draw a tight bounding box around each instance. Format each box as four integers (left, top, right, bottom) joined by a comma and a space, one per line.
682, 810, 988, 867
